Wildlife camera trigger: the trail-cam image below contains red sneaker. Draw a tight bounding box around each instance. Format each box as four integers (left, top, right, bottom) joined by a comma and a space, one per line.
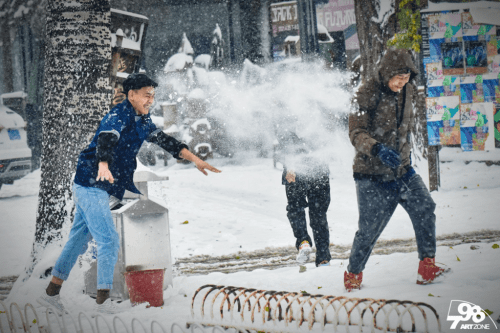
344, 271, 363, 292
416, 257, 449, 285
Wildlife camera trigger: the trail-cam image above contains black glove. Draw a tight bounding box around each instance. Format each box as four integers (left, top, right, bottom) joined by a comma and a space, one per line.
372, 143, 401, 169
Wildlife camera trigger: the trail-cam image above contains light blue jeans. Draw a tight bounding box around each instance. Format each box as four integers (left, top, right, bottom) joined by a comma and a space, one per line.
52, 184, 119, 290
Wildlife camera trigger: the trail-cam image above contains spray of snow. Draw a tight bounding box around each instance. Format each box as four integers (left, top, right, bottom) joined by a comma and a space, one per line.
156, 58, 354, 168
213, 60, 353, 166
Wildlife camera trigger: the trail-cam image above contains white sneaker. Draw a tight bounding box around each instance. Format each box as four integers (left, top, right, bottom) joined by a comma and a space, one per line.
93, 298, 120, 315
36, 292, 67, 315
296, 241, 312, 264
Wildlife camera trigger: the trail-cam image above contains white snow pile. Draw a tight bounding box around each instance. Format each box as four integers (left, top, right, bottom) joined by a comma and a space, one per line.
318, 23, 334, 43
194, 54, 211, 69
164, 53, 193, 73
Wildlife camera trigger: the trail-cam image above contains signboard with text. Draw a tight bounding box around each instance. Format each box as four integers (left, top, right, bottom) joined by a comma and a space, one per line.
316, 0, 359, 51
270, 1, 300, 61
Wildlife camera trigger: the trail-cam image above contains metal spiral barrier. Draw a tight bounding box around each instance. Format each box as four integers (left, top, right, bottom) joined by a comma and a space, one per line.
189, 285, 442, 333
0, 300, 233, 333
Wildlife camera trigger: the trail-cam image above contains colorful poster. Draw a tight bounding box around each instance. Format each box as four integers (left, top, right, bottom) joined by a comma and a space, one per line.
426, 62, 443, 81
428, 76, 460, 97
430, 39, 445, 59
482, 73, 500, 105
426, 96, 461, 146
462, 12, 478, 36
442, 42, 464, 75
460, 102, 495, 151
428, 82, 445, 98
460, 75, 485, 104
462, 12, 496, 37
428, 13, 463, 39
487, 37, 499, 56
488, 55, 500, 73
465, 40, 488, 74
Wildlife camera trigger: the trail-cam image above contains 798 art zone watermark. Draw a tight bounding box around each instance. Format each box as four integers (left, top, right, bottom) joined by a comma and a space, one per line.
447, 300, 498, 330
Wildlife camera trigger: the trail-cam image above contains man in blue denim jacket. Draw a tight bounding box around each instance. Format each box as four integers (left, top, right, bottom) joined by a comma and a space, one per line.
37, 74, 220, 314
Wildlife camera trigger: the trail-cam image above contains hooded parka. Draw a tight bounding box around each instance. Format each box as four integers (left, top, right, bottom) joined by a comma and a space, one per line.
349, 48, 419, 180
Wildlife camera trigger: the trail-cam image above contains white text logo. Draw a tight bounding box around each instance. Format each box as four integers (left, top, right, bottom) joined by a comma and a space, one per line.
447, 300, 497, 330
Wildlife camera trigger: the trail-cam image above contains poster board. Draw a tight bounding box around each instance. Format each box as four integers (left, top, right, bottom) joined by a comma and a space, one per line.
424, 9, 500, 149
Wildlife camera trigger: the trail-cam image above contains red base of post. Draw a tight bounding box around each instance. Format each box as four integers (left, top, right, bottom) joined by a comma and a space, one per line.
124, 269, 164, 307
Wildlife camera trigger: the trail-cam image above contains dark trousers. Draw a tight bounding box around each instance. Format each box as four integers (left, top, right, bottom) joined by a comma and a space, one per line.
285, 174, 331, 266
348, 173, 437, 274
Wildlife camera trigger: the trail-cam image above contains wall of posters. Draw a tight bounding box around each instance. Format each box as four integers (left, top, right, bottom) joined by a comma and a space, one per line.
423, 9, 500, 149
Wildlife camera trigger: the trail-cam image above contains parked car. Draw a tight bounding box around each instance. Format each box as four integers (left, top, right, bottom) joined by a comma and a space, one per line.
0, 104, 32, 190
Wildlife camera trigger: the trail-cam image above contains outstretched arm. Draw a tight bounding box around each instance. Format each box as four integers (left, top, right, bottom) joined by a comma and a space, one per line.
179, 148, 221, 175
148, 130, 221, 175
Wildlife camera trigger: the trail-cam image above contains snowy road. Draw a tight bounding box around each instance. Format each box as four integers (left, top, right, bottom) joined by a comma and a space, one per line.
174, 229, 500, 275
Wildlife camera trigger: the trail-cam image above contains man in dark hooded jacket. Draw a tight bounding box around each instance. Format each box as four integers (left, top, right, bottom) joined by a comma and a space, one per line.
344, 48, 447, 291
37, 73, 221, 314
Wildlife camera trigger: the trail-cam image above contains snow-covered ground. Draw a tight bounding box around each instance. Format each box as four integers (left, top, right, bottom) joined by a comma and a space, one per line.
1, 144, 500, 332
1, 56, 499, 332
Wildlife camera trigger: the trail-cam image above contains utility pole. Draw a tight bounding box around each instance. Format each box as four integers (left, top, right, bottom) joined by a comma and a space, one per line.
297, 0, 319, 61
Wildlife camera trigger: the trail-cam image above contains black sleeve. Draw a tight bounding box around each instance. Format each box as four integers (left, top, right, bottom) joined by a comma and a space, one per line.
96, 132, 119, 164
371, 142, 381, 157
148, 130, 189, 160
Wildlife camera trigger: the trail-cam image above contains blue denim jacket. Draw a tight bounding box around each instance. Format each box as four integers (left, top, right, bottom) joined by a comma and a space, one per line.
74, 99, 166, 199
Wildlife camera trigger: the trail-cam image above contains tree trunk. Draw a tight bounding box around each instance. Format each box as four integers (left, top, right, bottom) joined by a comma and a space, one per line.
1, 20, 14, 93
353, 0, 399, 81
27, 0, 112, 277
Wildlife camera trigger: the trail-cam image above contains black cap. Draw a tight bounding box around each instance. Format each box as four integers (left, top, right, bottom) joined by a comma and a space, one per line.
122, 73, 158, 96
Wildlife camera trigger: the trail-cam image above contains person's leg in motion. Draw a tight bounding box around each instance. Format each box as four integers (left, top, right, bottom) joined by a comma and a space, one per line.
37, 185, 93, 314
307, 175, 331, 266
81, 186, 120, 311
345, 179, 398, 291
399, 174, 447, 284
286, 178, 313, 264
